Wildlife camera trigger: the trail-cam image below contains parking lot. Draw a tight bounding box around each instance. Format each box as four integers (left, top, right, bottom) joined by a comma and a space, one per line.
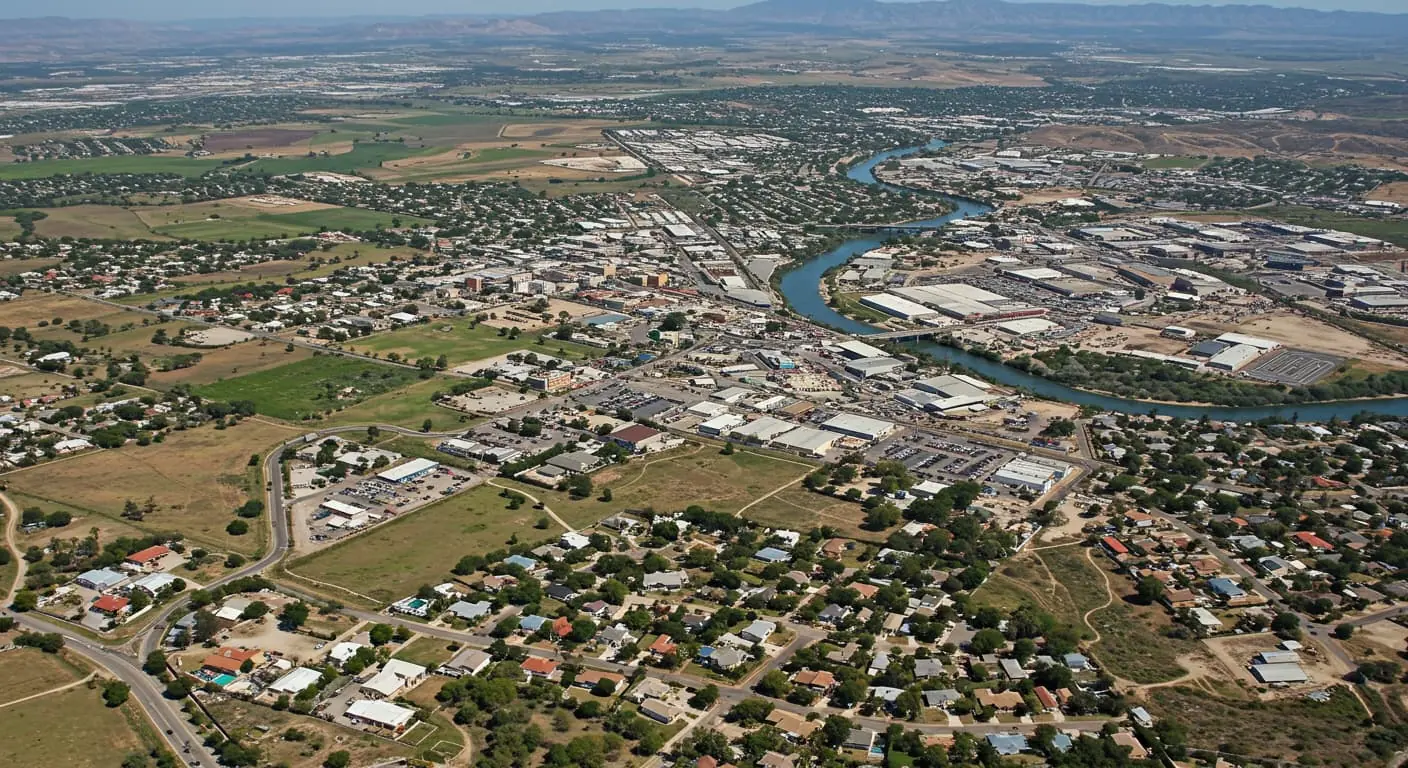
299, 465, 481, 548
1243, 347, 1343, 386
865, 434, 1018, 487
574, 381, 682, 420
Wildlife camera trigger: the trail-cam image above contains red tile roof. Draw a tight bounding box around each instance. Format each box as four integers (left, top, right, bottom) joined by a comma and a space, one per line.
92, 594, 129, 613
126, 544, 171, 564
551, 616, 572, 638
1101, 536, 1129, 555
521, 657, 559, 676
1294, 531, 1333, 550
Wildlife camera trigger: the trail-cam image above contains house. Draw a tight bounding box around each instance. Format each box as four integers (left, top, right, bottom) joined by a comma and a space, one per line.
923, 689, 961, 709
792, 669, 836, 690
201, 647, 262, 676
91, 594, 130, 615
986, 734, 1029, 756
914, 658, 945, 679
741, 619, 776, 643
581, 600, 612, 618
504, 554, 539, 571
598, 625, 636, 648
1109, 731, 1149, 760
439, 648, 492, 678
328, 642, 364, 666
545, 584, 579, 602
550, 616, 573, 639
130, 572, 178, 597
346, 699, 416, 733
1207, 577, 1247, 601
482, 574, 518, 592
360, 660, 427, 699
843, 728, 877, 751
446, 600, 492, 622
648, 635, 678, 657
124, 545, 172, 570
754, 547, 792, 564
640, 699, 679, 724
560, 532, 592, 551
643, 571, 689, 591
766, 709, 821, 741
575, 670, 626, 691
629, 677, 673, 703
999, 658, 1028, 680
758, 752, 795, 768
975, 689, 1024, 711
1034, 686, 1059, 711
818, 603, 850, 626
268, 667, 322, 695
521, 656, 560, 680
518, 615, 549, 634
702, 646, 745, 671
1293, 531, 1334, 551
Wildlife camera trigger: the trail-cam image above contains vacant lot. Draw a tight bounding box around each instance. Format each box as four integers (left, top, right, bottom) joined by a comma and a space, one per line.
319, 377, 472, 433
203, 128, 319, 152
973, 543, 1109, 638
501, 444, 816, 529
289, 484, 558, 604
207, 697, 412, 768
234, 142, 432, 176
148, 340, 313, 387
1147, 685, 1373, 767
351, 322, 598, 368
742, 485, 878, 541
0, 683, 152, 768
194, 355, 420, 421
0, 293, 118, 330
5, 418, 300, 554
0, 648, 90, 705
131, 198, 430, 241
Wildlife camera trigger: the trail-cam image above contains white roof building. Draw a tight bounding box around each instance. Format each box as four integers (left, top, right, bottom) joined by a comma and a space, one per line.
268, 667, 322, 695
346, 699, 416, 731
376, 457, 440, 483
820, 413, 896, 441
771, 426, 838, 457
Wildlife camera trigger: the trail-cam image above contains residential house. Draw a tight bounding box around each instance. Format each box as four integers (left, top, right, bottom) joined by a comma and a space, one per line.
439, 648, 492, 678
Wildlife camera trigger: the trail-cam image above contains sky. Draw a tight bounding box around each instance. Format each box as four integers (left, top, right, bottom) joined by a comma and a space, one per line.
7, 0, 1405, 19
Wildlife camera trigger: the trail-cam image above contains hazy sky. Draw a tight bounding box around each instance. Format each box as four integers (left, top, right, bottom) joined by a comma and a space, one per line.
8, 0, 1405, 19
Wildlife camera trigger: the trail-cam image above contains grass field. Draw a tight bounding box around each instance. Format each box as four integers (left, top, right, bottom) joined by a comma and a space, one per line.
0, 371, 84, 401
319, 377, 473, 433
393, 637, 460, 668
4, 418, 300, 554
149, 206, 431, 241
207, 697, 412, 768
193, 355, 420, 421
0, 216, 21, 239
289, 484, 560, 604
349, 321, 599, 367
972, 543, 1108, 638
1147, 685, 1372, 767
0, 155, 221, 180
0, 670, 158, 768
742, 485, 878, 541
12, 199, 430, 242
498, 444, 817, 529
0, 293, 121, 330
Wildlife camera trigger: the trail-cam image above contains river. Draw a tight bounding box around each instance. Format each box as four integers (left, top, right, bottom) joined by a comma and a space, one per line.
777, 140, 1408, 420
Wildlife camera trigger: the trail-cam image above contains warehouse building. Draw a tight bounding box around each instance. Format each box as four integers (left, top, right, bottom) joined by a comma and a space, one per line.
1207, 344, 1265, 372
820, 414, 897, 442
1250, 662, 1308, 685
859, 293, 938, 321
845, 356, 905, 379
729, 416, 797, 443
771, 426, 839, 457
834, 339, 889, 360
377, 458, 440, 484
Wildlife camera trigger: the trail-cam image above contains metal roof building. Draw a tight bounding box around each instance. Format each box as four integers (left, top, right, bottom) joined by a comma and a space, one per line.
1250, 662, 1308, 684
376, 457, 440, 483
820, 413, 897, 441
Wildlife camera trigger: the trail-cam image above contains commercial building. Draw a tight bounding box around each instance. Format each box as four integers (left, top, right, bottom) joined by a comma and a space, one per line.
859, 293, 938, 320
771, 426, 839, 457
1207, 344, 1264, 372
835, 339, 889, 360
1250, 662, 1309, 684
376, 458, 440, 484
845, 356, 905, 379
609, 424, 666, 453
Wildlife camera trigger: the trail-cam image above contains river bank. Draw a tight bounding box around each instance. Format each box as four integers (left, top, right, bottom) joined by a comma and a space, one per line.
774, 140, 1408, 420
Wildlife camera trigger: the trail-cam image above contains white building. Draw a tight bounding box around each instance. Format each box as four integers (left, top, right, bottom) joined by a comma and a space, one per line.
991, 455, 1070, 494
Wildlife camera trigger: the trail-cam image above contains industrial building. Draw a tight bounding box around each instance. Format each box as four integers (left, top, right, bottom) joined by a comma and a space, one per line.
770, 426, 840, 457
820, 413, 897, 442
889, 283, 1046, 323
845, 356, 905, 379
859, 293, 938, 320
1207, 343, 1265, 372
991, 455, 1070, 494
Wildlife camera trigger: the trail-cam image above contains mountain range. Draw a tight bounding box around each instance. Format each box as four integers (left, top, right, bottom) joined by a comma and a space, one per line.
4, 0, 1408, 60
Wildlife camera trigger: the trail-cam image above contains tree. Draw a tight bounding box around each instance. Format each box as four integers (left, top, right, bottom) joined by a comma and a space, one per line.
1270, 612, 1300, 636
821, 714, 853, 748
226, 519, 249, 536
240, 601, 269, 621
278, 601, 310, 631
755, 670, 791, 699
369, 623, 395, 646
721, 441, 735, 456
689, 684, 719, 710
727, 698, 774, 724
865, 503, 901, 530
143, 650, 169, 676
323, 751, 351, 768
102, 680, 131, 707
11, 589, 38, 612
969, 628, 1006, 655
1334, 624, 1355, 640
1135, 576, 1165, 605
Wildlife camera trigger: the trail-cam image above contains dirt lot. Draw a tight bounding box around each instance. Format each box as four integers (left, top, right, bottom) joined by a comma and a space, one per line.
1200, 632, 1346, 694
479, 298, 606, 332
1182, 308, 1408, 368
1367, 181, 1408, 205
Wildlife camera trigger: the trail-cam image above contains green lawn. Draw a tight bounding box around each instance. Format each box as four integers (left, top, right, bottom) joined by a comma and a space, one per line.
0, 155, 222, 179
464, 147, 544, 164
320, 377, 477, 433
288, 484, 564, 605
349, 321, 600, 367
193, 355, 420, 421
233, 143, 433, 176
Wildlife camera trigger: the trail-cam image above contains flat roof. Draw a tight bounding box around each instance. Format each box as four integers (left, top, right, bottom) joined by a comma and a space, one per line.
377, 457, 440, 482
821, 413, 896, 439
346, 699, 416, 728
1250, 662, 1308, 683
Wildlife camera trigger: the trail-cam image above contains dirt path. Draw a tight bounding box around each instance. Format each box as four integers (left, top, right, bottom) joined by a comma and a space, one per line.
279, 567, 379, 604
485, 479, 574, 533
0, 671, 96, 709
2, 491, 27, 603
1081, 548, 1117, 645
610, 445, 705, 491
736, 470, 818, 517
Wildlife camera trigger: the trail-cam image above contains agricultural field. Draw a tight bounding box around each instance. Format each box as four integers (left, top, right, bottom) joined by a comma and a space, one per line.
1257, 205, 1408, 247
498, 443, 818, 530
193, 355, 420, 422
349, 321, 600, 367
233, 142, 433, 176
4, 418, 301, 554
0, 215, 21, 240
206, 697, 412, 768
0, 257, 61, 276
0, 154, 221, 180
288, 484, 560, 605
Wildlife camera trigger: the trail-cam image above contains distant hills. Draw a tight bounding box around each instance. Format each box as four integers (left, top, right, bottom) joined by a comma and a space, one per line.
3, 0, 1408, 60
